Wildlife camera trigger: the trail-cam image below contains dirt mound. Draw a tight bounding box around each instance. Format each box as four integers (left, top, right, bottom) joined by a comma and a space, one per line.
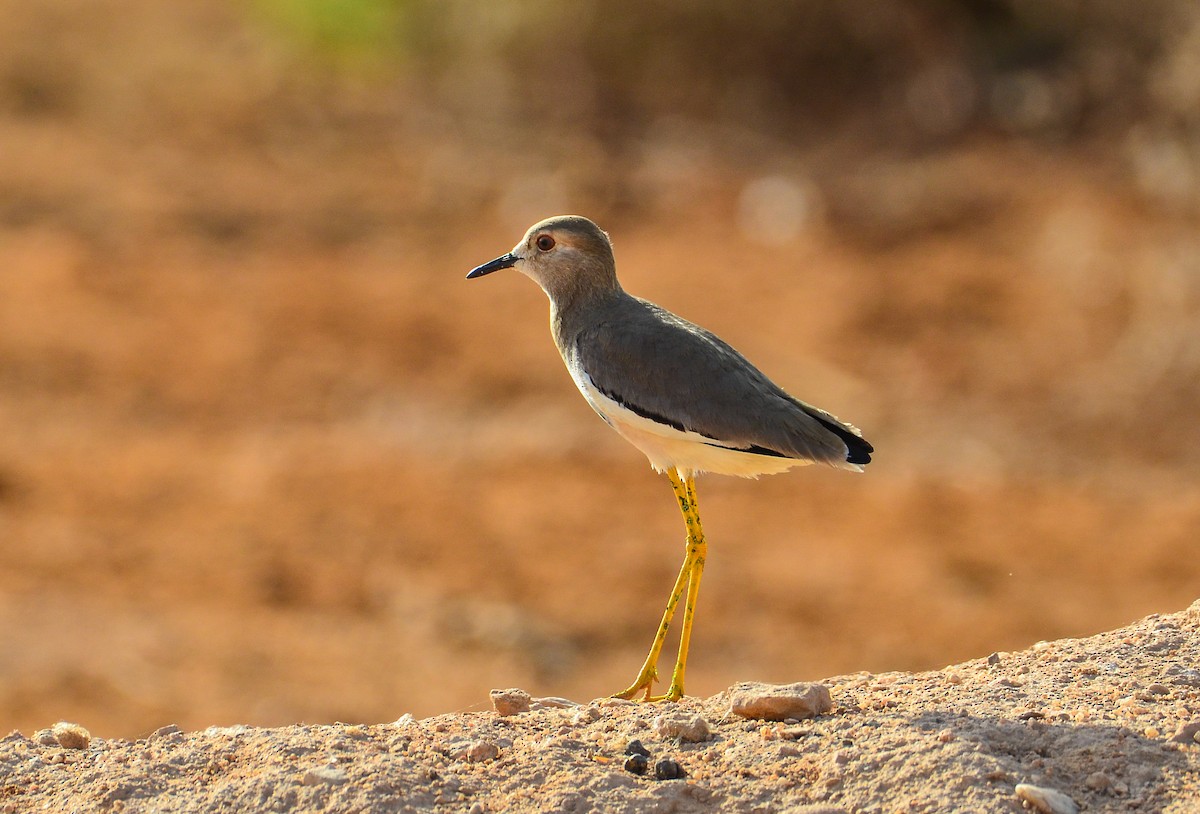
5, 602, 1198, 813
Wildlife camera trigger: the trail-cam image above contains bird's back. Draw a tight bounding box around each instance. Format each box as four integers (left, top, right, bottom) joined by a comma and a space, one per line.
554, 292, 872, 476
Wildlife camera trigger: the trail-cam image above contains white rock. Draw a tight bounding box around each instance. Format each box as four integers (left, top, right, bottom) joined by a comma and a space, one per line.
729, 682, 833, 721
1015, 783, 1078, 814
51, 722, 91, 750
530, 696, 580, 709
653, 710, 711, 742
489, 688, 531, 716
466, 740, 500, 762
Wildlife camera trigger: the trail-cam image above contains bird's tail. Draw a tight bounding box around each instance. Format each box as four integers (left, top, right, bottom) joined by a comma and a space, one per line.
809, 411, 873, 467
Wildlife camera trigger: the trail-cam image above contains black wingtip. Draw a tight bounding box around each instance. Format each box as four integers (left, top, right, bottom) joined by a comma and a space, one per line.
813, 415, 873, 466
845, 439, 873, 466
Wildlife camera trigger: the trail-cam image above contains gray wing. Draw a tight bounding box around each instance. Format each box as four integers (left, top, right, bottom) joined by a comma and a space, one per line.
574, 299, 871, 466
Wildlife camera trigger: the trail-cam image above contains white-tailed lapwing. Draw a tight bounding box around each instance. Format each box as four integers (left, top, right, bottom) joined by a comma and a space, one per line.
467, 215, 873, 701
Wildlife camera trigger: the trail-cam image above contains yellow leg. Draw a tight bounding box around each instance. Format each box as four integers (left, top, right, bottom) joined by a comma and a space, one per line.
663, 474, 706, 700
612, 470, 707, 702
610, 527, 693, 701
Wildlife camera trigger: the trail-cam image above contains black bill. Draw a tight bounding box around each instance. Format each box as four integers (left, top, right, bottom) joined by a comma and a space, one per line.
466, 252, 519, 279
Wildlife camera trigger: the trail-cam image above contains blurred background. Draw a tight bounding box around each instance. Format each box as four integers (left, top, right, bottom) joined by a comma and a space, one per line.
1, 0, 1198, 738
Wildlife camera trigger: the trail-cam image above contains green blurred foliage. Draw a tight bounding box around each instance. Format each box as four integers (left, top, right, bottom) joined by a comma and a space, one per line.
252, 0, 411, 67
246, 0, 1182, 142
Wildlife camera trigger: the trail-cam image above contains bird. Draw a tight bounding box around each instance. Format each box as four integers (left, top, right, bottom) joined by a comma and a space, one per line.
466, 215, 872, 702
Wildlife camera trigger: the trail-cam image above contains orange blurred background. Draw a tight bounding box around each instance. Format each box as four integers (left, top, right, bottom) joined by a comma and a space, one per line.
1, 0, 1198, 737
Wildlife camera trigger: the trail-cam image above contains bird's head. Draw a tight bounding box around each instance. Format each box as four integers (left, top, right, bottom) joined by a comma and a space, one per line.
467, 215, 619, 302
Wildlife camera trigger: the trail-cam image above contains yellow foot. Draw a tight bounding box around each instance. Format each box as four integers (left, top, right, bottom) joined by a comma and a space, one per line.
611, 667, 658, 701
611, 672, 684, 702
652, 684, 685, 703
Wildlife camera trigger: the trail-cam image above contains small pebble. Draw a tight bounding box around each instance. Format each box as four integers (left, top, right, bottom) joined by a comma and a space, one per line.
625, 740, 651, 757
490, 688, 531, 717
729, 682, 833, 721
571, 706, 601, 725
987, 652, 1002, 666
653, 710, 711, 742
1169, 720, 1200, 745
781, 726, 812, 740
302, 767, 348, 785
1015, 782, 1078, 814
654, 757, 686, 781
51, 722, 91, 750
466, 740, 500, 763
624, 753, 649, 776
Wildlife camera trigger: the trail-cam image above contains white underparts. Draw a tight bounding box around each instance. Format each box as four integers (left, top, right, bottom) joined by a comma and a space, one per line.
566, 358, 824, 478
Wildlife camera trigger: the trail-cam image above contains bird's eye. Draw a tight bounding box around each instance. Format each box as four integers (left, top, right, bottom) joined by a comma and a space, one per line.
535, 234, 555, 252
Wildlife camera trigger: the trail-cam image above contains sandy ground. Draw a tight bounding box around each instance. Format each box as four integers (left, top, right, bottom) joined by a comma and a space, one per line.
3, 0, 1200, 753
6, 601, 1198, 813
